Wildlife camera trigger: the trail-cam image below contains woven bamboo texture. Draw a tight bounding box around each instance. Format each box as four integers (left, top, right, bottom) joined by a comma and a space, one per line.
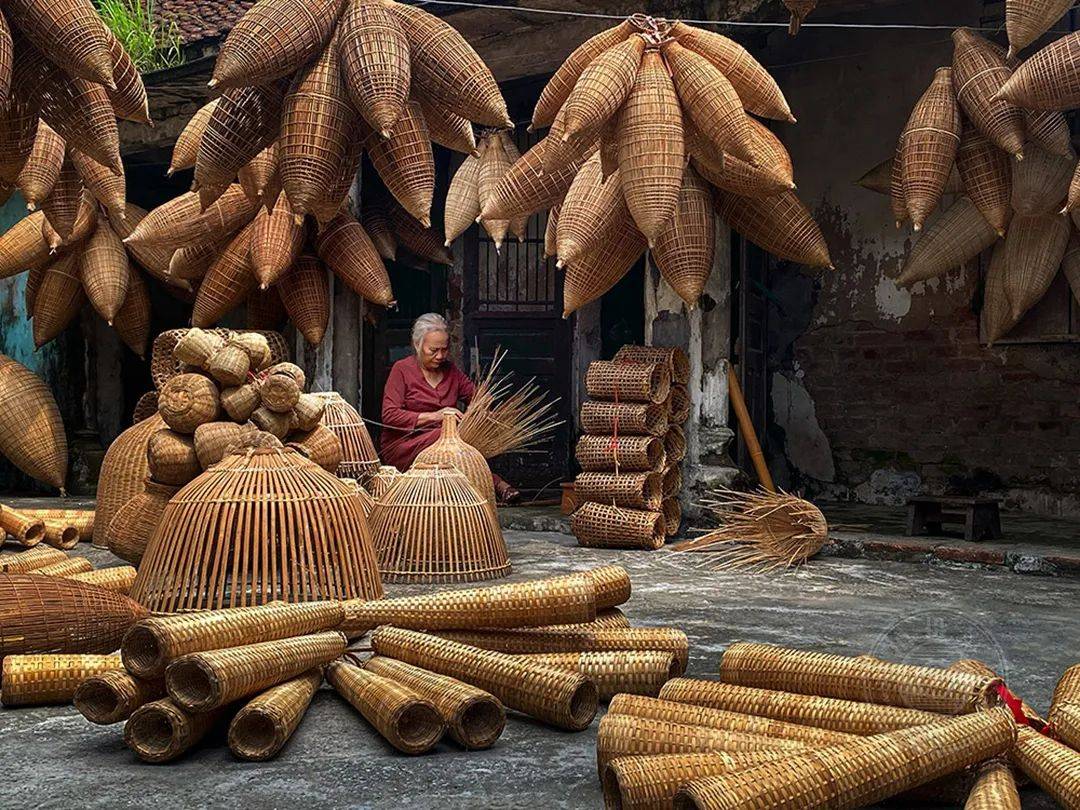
689, 118, 794, 200
361, 201, 398, 260
364, 656, 506, 749
0, 545, 67, 573
1050, 664, 1080, 751
369, 465, 403, 499
1005, 0, 1074, 57
955, 125, 1012, 236
0, 354, 67, 491
261, 373, 301, 413
562, 34, 645, 139
999, 30, 1080, 110
0, 211, 50, 279
113, 265, 152, 359
1, 653, 122, 706
105, 479, 178, 565
130, 447, 383, 612
122, 600, 345, 679
289, 425, 344, 473
582, 400, 668, 437
148, 429, 201, 486
951, 28, 1025, 158
32, 556, 93, 577
1014, 725, 1080, 806
157, 373, 220, 434
293, 392, 326, 432
897, 196, 999, 287
519, 651, 678, 701
445, 155, 481, 245
193, 224, 258, 327
658, 677, 944, 735
17, 124, 64, 209
901, 67, 962, 230
715, 188, 832, 267
370, 626, 598, 730
74, 669, 165, 725
1013, 143, 1074, 216
32, 251, 85, 349
337, 0, 408, 134
556, 157, 625, 265
418, 95, 478, 157
369, 463, 510, 584
79, 222, 129, 322
575, 471, 662, 511
415, 412, 497, 516
165, 630, 345, 712
38, 68, 121, 174
238, 143, 278, 203
576, 434, 662, 472
652, 166, 715, 307
675, 709, 1015, 810
368, 100, 434, 225
578, 565, 631, 610
0, 573, 147, 656
718, 642, 1000, 714
562, 200, 647, 316
194, 422, 258, 469
478, 135, 511, 249
151, 329, 289, 390
341, 571, 596, 635
602, 752, 777, 810
434, 626, 689, 675
125, 186, 258, 250
586, 360, 670, 404
71, 149, 125, 218
1002, 213, 1070, 320
18, 508, 94, 543
546, 607, 630, 631
169, 99, 217, 175
316, 392, 380, 483
572, 501, 665, 550
666, 422, 688, 460
0, 505, 44, 546
480, 135, 592, 222
663, 498, 681, 538
5, 0, 113, 85
965, 759, 1022, 810
227, 668, 323, 760
315, 211, 396, 306
250, 194, 304, 288
124, 697, 223, 763
388, 201, 453, 264
40, 156, 81, 240
1026, 108, 1074, 156
103, 28, 149, 124
326, 659, 445, 754
67, 565, 138, 594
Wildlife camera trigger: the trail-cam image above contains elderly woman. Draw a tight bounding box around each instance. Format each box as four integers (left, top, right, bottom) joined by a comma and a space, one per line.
381, 313, 520, 504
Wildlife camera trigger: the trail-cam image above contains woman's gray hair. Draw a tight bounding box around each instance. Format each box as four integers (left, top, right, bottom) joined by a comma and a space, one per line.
411, 313, 449, 350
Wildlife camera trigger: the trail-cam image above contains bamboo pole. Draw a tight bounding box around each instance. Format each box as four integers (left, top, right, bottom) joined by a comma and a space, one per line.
726, 365, 774, 492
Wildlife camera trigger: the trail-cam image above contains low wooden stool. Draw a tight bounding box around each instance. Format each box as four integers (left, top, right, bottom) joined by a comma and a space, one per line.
905, 496, 1002, 542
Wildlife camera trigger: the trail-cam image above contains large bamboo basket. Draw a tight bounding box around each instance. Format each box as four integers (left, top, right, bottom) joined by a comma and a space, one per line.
316, 392, 380, 484
714, 188, 832, 267
718, 642, 1000, 714
480, 135, 593, 222
582, 400, 668, 436
955, 125, 1012, 236
106, 479, 179, 565
193, 224, 258, 327
17, 124, 64, 210
1, 653, 122, 706
575, 471, 663, 511
130, 447, 383, 612
587, 360, 670, 404
0, 353, 67, 491
367, 100, 434, 225
674, 709, 1015, 810
103, 29, 150, 125
521, 651, 679, 701
74, 669, 165, 725
901, 67, 962, 230
1005, 0, 1075, 58
1050, 664, 1080, 750
445, 155, 481, 245
364, 656, 506, 749
315, 211, 396, 307
250, 195, 304, 289
122, 601, 344, 680
341, 571, 596, 636
1002, 213, 1070, 320
951, 28, 1025, 158
125, 186, 258, 251
338, 0, 409, 134
562, 35, 645, 140
602, 752, 777, 810
999, 29, 1080, 110
562, 199, 648, 316
652, 166, 715, 307
415, 412, 496, 516
0, 545, 67, 573
92, 414, 163, 548
228, 668, 323, 761
0, 573, 148, 656
326, 659, 445, 754
576, 434, 663, 472
124, 698, 223, 763
572, 501, 665, 550
556, 156, 625, 266
896, 196, 999, 287
370, 626, 599, 731
6, 0, 112, 86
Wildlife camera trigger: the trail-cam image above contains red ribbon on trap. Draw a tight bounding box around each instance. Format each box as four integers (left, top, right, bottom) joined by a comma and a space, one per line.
996, 683, 1055, 737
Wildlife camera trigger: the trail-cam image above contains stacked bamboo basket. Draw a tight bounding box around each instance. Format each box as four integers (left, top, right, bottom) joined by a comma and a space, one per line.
861, 25, 1080, 345
570, 345, 688, 550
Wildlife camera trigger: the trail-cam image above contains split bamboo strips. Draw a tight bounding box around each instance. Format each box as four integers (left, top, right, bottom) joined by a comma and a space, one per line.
897, 196, 999, 287
39, 68, 122, 174
999, 30, 1080, 110
71, 149, 125, 217
66, 565, 137, 594
124, 186, 258, 250
74, 669, 165, 725
902, 68, 962, 230
478, 134, 512, 249
1, 653, 122, 706
1012, 143, 1074, 215
1025, 108, 1074, 157
0, 354, 67, 491
952, 28, 1026, 158
1005, 0, 1074, 57
317, 392, 379, 482
444, 155, 480, 245
689, 118, 794, 199
561, 205, 649, 316
5, 0, 113, 86
32, 253, 85, 348
17, 123, 64, 209
227, 668, 323, 761
415, 411, 497, 515
572, 501, 666, 550
0, 210, 50, 279
0, 545, 67, 573
520, 652, 680, 701
965, 759, 1022, 810
169, 100, 218, 175
124, 698, 223, 763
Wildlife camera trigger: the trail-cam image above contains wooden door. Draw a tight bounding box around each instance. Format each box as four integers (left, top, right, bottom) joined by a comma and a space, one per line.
732, 235, 770, 476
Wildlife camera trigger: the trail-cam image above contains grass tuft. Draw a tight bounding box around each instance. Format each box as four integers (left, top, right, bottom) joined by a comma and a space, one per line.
95, 0, 184, 72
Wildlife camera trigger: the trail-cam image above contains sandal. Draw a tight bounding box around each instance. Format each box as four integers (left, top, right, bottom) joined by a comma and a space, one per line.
496, 483, 521, 506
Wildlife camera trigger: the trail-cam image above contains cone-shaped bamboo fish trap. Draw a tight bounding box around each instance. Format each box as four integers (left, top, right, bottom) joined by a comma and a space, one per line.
316, 392, 380, 484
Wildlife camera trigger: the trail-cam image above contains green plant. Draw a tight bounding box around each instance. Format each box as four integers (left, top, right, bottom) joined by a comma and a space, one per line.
94, 0, 184, 72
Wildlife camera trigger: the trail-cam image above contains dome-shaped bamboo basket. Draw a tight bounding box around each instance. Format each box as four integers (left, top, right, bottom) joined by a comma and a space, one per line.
0, 354, 68, 491
368, 465, 403, 500
369, 463, 511, 584
316, 392, 380, 485
130, 446, 384, 612
92, 414, 165, 549
414, 413, 496, 516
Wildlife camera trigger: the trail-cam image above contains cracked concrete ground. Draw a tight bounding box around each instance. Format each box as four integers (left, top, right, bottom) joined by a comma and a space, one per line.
2, 530, 1077, 809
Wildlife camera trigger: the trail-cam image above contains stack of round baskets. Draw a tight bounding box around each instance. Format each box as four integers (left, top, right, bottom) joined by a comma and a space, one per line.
570, 346, 688, 549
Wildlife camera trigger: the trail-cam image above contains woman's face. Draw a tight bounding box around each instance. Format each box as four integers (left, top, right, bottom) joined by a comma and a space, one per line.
417, 329, 450, 371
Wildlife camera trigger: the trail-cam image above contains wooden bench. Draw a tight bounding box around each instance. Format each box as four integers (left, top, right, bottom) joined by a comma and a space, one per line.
905, 496, 1002, 542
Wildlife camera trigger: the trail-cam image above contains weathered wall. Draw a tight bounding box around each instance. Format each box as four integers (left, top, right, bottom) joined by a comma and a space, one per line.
757, 0, 1080, 517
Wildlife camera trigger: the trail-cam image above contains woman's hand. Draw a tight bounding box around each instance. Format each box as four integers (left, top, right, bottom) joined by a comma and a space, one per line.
416, 407, 461, 426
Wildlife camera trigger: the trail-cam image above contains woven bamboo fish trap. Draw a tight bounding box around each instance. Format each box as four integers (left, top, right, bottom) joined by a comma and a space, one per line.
293, 392, 326, 432
148, 429, 201, 486
107, 206, 181, 295
193, 422, 258, 469
92, 413, 163, 548
0, 573, 148, 657
901, 67, 962, 230
674, 709, 1015, 810
662, 498, 681, 537
555, 155, 624, 265
130, 447, 383, 612
614, 346, 690, 386
113, 267, 152, 359
964, 759, 1022, 810
562, 34, 645, 141
227, 668, 323, 761
261, 372, 301, 413
368, 463, 510, 583
326, 660, 445, 754
31, 556, 93, 578
668, 386, 691, 423
1005, 0, 1074, 57
106, 479, 179, 565
363, 656, 505, 749
40, 156, 81, 240
652, 167, 715, 308
250, 195, 304, 289
1012, 143, 1075, 215
0, 210, 50, 279
237, 142, 278, 203
718, 642, 1001, 714
125, 187, 258, 251
157, 373, 220, 435
690, 118, 794, 200
0, 505, 45, 547
193, 224, 258, 328
361, 199, 398, 260
367, 100, 434, 225
124, 697, 224, 763
315, 212, 396, 307
17, 508, 94, 543
418, 95, 479, 157
478, 135, 512, 249
370, 626, 599, 731
889, 141, 910, 227
603, 751, 780, 810
32, 252, 86, 349
67, 565, 138, 594
0, 545, 67, 573
169, 99, 217, 175
715, 188, 832, 267
952, 28, 1026, 159
102, 28, 150, 124
1050, 664, 1080, 750
999, 30, 1080, 110
337, 0, 409, 134
289, 425, 343, 473
368, 464, 403, 499
520, 651, 679, 701
1, 653, 122, 706
38, 69, 121, 174
315, 392, 380, 483
0, 353, 67, 491
897, 196, 999, 287
17, 124, 64, 209
415, 412, 496, 515
6, 0, 113, 85
389, 202, 454, 264
71, 149, 125, 218
562, 193, 647, 316
75, 669, 165, 725
574, 501, 665, 552
575, 471, 663, 511
341, 571, 596, 635
445, 155, 481, 245
151, 329, 288, 390
480, 135, 593, 222
576, 434, 663, 472
955, 125, 1012, 236
1026, 107, 1074, 157
1015, 724, 1080, 805
1002, 213, 1070, 320
582, 400, 668, 437
586, 360, 671, 404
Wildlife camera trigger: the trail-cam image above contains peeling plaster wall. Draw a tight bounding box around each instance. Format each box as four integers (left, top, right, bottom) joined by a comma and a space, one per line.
757, 0, 1080, 517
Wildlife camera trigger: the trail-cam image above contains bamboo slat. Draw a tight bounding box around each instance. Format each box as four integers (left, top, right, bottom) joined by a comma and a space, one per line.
897, 196, 999, 286
339, 0, 409, 135
0, 353, 67, 490
74, 669, 164, 725
901, 67, 962, 230
1, 653, 122, 706
315, 392, 378, 482
228, 668, 323, 760
955, 125, 1012, 236
1001, 213, 1070, 320
998, 30, 1080, 110
952, 28, 1026, 158
316, 211, 396, 307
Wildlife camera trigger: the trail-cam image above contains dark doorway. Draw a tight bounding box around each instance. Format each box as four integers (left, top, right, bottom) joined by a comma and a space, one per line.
600, 258, 646, 359
731, 234, 770, 478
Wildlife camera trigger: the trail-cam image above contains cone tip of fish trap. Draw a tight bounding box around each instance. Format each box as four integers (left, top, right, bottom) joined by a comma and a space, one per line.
207, 78, 219, 89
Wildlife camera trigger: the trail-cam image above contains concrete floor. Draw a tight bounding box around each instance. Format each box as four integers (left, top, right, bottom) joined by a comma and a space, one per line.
2, 530, 1078, 808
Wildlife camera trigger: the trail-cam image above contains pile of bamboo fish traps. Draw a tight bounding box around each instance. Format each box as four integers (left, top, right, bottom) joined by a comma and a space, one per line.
445, 131, 527, 253
594, 641, 1080, 810
861, 27, 1080, 345
570, 349, 682, 550
0, 544, 137, 594
0, 504, 93, 551
478, 14, 831, 316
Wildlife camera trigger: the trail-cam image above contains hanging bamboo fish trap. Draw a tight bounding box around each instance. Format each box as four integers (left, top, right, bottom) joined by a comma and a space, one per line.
1, 653, 123, 707
901, 67, 962, 231
368, 463, 510, 583
1025, 107, 1074, 157
129, 446, 383, 612
1012, 143, 1075, 215
955, 125, 1012, 236
572, 502, 665, 550
715, 188, 832, 267
1002, 213, 1070, 321
951, 28, 1026, 159
897, 195, 999, 287
651, 167, 716, 308
560, 34, 645, 142
999, 30, 1080, 110
1005, 0, 1074, 57
315, 392, 380, 484
0, 353, 67, 492
228, 668, 323, 761
415, 412, 497, 515
315, 211, 396, 307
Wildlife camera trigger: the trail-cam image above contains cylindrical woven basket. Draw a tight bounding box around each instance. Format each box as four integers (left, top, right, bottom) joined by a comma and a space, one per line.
227, 668, 323, 761
584, 565, 633, 610
614, 346, 690, 386
664, 425, 687, 465
93, 414, 164, 548
576, 435, 663, 472
572, 501, 665, 550
370, 626, 599, 731
544, 607, 631, 631
122, 600, 345, 680
586, 361, 671, 404
165, 631, 346, 712
0, 505, 45, 547
74, 669, 165, 725
16, 509, 94, 543
1014, 725, 1080, 807
667, 386, 691, 424
326, 660, 445, 755
31, 557, 93, 577
205, 345, 251, 387
341, 572, 595, 636
0, 545, 68, 573
718, 641, 1002, 714
106, 479, 179, 566
124, 698, 223, 763
575, 471, 663, 511
662, 465, 683, 499
317, 392, 381, 484
964, 759, 1021, 810
662, 498, 681, 538
517, 651, 679, 701
1050, 664, 1080, 751
1, 653, 123, 706
581, 401, 668, 437
364, 656, 506, 750
67, 566, 139, 595
602, 751, 778, 810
